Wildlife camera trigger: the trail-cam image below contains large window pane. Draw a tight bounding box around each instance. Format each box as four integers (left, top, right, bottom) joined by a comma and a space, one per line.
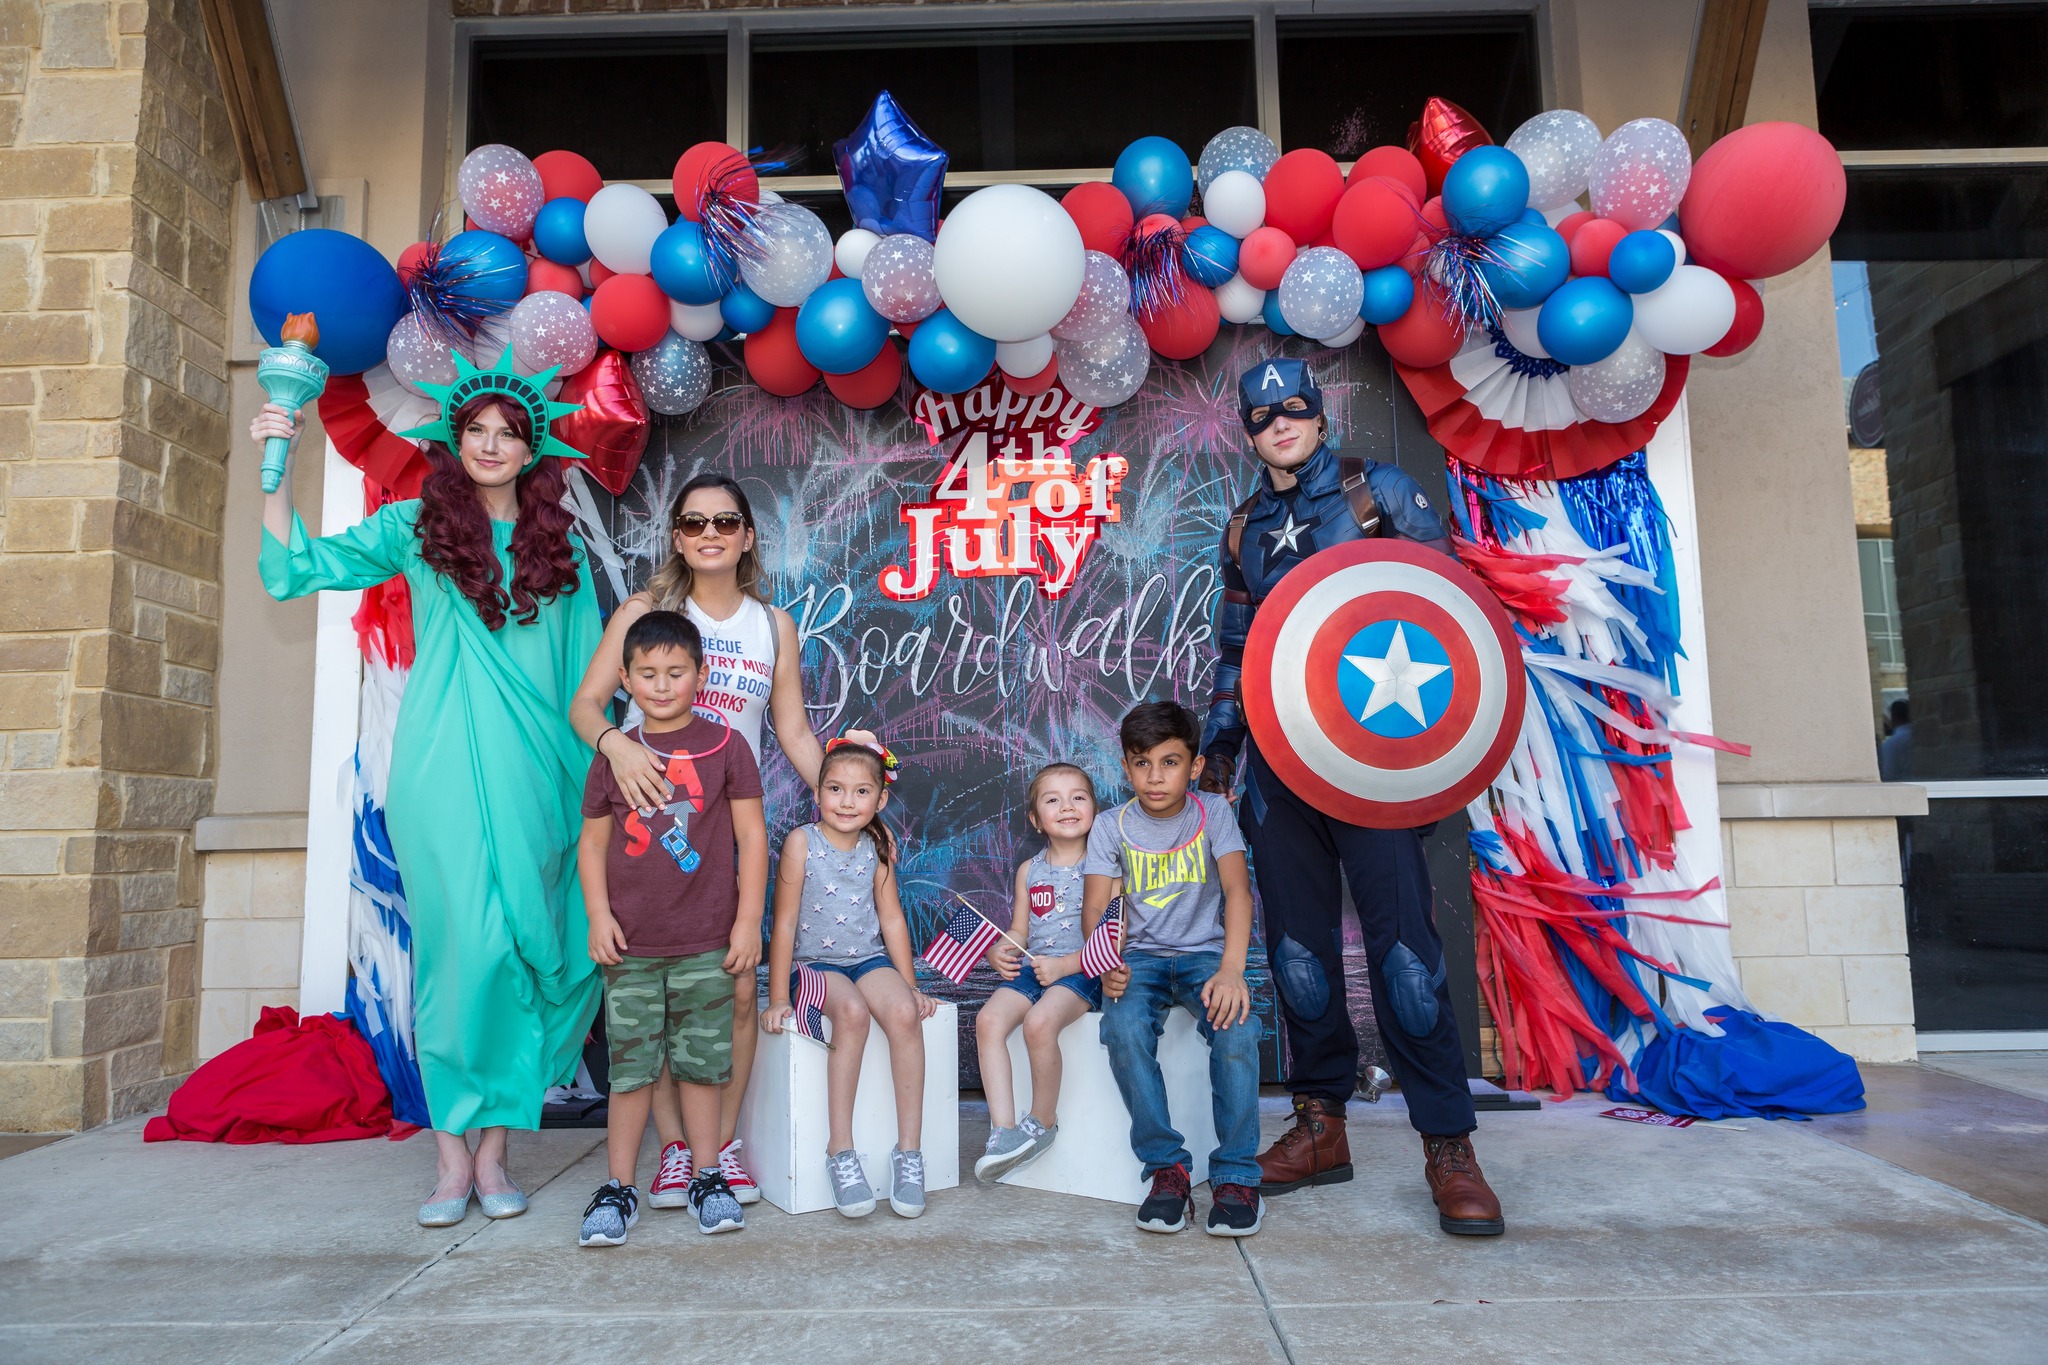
1276, 15, 1539, 156
468, 37, 726, 179
1834, 167, 2048, 262
748, 24, 1256, 176
1813, 4, 2048, 151
1903, 798, 2048, 1030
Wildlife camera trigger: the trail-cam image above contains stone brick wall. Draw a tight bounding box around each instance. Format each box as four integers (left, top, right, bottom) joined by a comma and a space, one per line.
0, 0, 236, 1131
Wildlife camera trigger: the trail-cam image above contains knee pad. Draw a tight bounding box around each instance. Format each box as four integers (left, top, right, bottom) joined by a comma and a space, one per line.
1270, 934, 1331, 1021
1381, 941, 1446, 1038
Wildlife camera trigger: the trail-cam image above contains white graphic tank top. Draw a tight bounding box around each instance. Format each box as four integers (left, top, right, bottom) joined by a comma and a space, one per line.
685, 595, 779, 760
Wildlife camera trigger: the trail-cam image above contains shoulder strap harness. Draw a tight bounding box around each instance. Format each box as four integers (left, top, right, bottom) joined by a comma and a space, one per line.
1225, 457, 1382, 599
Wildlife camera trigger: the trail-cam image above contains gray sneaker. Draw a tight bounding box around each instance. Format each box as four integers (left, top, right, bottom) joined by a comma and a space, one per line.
688, 1171, 744, 1234
889, 1146, 927, 1218
827, 1149, 875, 1217
975, 1114, 1056, 1182
578, 1179, 639, 1247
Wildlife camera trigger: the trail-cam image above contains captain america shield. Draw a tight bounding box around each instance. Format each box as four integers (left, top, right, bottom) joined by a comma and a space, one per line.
1242, 539, 1524, 829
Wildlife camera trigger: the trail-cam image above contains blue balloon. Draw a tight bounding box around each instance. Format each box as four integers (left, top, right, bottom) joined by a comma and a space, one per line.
248, 228, 408, 376
1607, 230, 1678, 295
1537, 276, 1634, 366
795, 278, 890, 374
1441, 146, 1531, 237
439, 229, 527, 306
1113, 136, 1194, 220
1359, 265, 1416, 325
714, 325, 738, 343
532, 198, 590, 266
833, 90, 949, 240
1518, 207, 1548, 225
1481, 222, 1571, 311
1659, 213, 1682, 233
650, 221, 733, 306
906, 308, 996, 392
719, 281, 775, 335
1181, 226, 1240, 288
1261, 289, 1296, 337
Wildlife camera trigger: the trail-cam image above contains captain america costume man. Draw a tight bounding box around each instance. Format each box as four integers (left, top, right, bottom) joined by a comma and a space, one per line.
1198, 357, 1505, 1236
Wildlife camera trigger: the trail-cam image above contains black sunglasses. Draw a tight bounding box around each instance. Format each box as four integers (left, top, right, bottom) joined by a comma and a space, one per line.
676, 511, 747, 538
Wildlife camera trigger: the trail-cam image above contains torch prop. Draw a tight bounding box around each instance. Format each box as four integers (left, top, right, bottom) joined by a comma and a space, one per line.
256, 312, 329, 493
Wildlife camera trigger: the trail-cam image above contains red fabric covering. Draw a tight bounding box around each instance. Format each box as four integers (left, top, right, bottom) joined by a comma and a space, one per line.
144, 1007, 408, 1145
1396, 355, 1690, 481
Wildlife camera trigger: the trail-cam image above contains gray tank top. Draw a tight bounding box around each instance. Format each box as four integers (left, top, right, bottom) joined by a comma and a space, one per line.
1021, 852, 1086, 956
790, 823, 887, 964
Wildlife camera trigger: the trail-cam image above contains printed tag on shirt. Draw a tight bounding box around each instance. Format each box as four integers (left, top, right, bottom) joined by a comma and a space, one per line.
1028, 884, 1056, 917
1599, 1106, 1695, 1128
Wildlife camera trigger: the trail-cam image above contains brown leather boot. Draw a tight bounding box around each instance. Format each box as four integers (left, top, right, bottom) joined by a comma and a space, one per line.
1422, 1134, 1504, 1236
1257, 1096, 1352, 1194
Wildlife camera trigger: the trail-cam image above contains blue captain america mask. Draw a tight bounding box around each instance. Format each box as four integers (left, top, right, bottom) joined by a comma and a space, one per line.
1239, 357, 1325, 435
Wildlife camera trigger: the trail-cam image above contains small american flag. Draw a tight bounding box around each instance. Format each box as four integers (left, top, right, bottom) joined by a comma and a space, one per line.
919, 903, 1004, 985
791, 963, 831, 1048
1080, 897, 1126, 978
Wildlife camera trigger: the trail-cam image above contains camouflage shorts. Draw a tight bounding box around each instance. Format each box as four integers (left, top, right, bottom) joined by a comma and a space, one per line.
603, 949, 734, 1091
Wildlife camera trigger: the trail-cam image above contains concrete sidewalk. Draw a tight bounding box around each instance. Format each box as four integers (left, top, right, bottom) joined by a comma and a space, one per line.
4, 1068, 2046, 1364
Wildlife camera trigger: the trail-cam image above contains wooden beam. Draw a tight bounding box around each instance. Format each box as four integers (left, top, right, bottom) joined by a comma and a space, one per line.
1681, 0, 1772, 158
197, 0, 307, 202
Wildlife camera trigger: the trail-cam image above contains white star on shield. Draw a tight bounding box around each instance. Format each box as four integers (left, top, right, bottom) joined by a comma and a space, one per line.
1345, 623, 1449, 726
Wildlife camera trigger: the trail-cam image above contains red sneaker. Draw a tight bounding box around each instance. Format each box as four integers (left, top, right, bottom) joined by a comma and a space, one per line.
718, 1138, 761, 1206
647, 1141, 693, 1209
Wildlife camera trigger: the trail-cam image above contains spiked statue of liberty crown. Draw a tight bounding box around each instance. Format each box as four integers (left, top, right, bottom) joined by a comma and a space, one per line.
397, 346, 591, 463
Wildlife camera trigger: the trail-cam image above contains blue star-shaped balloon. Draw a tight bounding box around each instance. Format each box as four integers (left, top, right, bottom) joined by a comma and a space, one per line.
834, 91, 948, 241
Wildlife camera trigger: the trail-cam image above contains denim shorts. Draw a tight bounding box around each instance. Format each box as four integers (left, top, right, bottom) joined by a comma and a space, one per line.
791, 955, 893, 998
995, 970, 1103, 1010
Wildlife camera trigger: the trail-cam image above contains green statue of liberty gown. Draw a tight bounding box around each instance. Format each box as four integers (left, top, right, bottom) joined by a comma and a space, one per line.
261, 503, 602, 1132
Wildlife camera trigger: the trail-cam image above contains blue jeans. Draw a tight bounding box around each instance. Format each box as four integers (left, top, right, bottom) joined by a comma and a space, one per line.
994, 970, 1103, 1010
1099, 950, 1263, 1189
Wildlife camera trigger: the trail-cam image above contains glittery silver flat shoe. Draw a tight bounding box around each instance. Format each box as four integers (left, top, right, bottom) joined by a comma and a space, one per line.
479, 1183, 527, 1219
418, 1186, 474, 1227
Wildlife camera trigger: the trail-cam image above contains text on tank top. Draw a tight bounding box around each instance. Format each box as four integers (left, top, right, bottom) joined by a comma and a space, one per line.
684, 595, 778, 760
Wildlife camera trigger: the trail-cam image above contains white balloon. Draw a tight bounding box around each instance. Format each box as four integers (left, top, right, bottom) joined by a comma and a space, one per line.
861, 234, 944, 324
1055, 313, 1150, 407
1277, 247, 1364, 340
1589, 118, 1693, 231
933, 184, 1086, 343
1505, 110, 1603, 213
1316, 317, 1367, 348
459, 316, 518, 371
1567, 328, 1666, 422
669, 298, 725, 342
1051, 250, 1130, 343
835, 228, 881, 279
582, 183, 668, 276
1204, 170, 1267, 239
1542, 203, 1581, 227
741, 202, 835, 308
996, 334, 1054, 378
1632, 264, 1736, 355
1499, 306, 1550, 359
1658, 228, 1687, 265
1215, 273, 1266, 325
757, 189, 785, 205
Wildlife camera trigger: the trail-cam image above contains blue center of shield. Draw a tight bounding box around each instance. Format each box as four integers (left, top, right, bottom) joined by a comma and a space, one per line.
1338, 620, 1455, 739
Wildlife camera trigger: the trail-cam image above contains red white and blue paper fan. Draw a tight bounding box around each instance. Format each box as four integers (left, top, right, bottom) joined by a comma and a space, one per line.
1396, 330, 1689, 482
1241, 539, 1525, 829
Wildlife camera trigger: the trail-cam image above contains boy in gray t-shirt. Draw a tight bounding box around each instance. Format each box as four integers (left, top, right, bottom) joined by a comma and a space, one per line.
1083, 702, 1264, 1239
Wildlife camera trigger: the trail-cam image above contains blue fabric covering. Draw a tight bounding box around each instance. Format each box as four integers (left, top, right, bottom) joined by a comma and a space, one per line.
1606, 1008, 1867, 1120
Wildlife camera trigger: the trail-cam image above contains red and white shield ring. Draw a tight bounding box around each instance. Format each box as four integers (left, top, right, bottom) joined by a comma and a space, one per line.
1241, 539, 1525, 829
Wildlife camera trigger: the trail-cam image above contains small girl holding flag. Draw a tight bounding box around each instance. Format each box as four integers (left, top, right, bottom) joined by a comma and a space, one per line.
760, 739, 937, 1218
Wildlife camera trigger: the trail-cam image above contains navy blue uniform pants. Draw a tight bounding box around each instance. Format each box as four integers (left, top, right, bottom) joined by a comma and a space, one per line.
1242, 748, 1476, 1138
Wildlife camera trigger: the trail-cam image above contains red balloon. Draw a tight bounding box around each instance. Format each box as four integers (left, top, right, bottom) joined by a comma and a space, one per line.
1421, 197, 1449, 234
1238, 226, 1297, 291
1377, 281, 1465, 368
588, 260, 617, 288
674, 142, 759, 222
1005, 353, 1060, 397
1134, 212, 1182, 242
893, 317, 921, 342
1348, 146, 1427, 203
589, 274, 669, 352
525, 259, 585, 299
744, 308, 820, 397
1262, 149, 1347, 244
1408, 97, 1494, 197
1333, 176, 1422, 271
1702, 276, 1765, 357
1179, 214, 1209, 233
1139, 283, 1221, 361
553, 350, 650, 496
1555, 210, 1598, 245
825, 339, 903, 409
397, 241, 431, 290
533, 150, 603, 204
1062, 182, 1135, 257
1569, 219, 1629, 278
1680, 122, 1847, 280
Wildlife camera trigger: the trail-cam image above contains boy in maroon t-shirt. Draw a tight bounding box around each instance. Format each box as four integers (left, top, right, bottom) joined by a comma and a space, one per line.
575, 611, 767, 1246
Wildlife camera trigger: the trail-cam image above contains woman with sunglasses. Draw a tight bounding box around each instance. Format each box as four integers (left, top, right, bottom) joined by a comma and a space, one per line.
570, 472, 878, 1208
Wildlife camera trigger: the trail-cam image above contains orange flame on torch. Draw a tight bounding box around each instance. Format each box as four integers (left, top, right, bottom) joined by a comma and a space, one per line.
281, 312, 320, 348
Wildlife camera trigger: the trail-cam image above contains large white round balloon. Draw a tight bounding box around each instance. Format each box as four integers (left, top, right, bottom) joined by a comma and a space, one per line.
1498, 305, 1550, 359
1204, 170, 1267, 239
1631, 264, 1735, 355
669, 298, 725, 342
1215, 273, 1266, 325
583, 183, 668, 276
741, 202, 835, 308
835, 227, 881, 280
933, 184, 1087, 343
996, 334, 1054, 378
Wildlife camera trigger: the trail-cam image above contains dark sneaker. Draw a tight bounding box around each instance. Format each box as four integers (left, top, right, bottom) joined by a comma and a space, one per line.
1206, 1182, 1265, 1237
687, 1169, 745, 1234
578, 1179, 639, 1247
1137, 1163, 1193, 1233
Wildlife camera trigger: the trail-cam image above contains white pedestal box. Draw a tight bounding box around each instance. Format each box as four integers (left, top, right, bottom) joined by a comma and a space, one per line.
998, 1007, 1219, 1205
734, 1000, 961, 1215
